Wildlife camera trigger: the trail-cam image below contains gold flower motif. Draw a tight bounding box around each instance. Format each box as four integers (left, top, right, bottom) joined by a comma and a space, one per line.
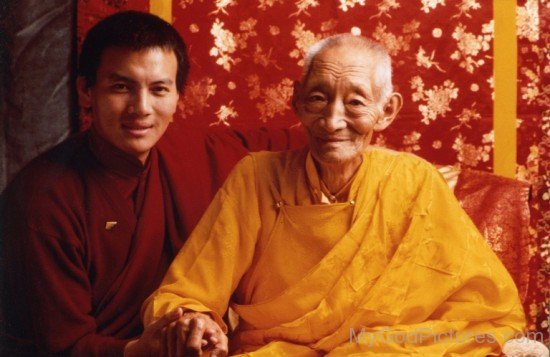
177, 77, 217, 119
452, 0, 481, 19
450, 22, 491, 73
416, 46, 445, 72
189, 24, 200, 33
254, 78, 294, 122
517, 0, 539, 42
269, 26, 280, 35
178, 0, 202, 9
452, 134, 491, 168
516, 146, 539, 184
235, 18, 258, 49
402, 131, 422, 152
370, 0, 400, 18
252, 44, 281, 69
420, 0, 445, 13
258, 0, 283, 10
372, 21, 420, 57
289, 21, 323, 66
320, 19, 338, 32
452, 103, 481, 129
338, 0, 366, 12
483, 225, 504, 252
211, 101, 238, 126
481, 131, 493, 145
411, 76, 459, 124
373, 134, 387, 147
291, 0, 319, 17
209, 18, 256, 71
246, 74, 261, 99
210, 0, 237, 15
520, 67, 549, 107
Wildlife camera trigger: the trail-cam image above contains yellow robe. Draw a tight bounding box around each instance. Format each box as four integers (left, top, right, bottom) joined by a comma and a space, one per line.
142, 147, 525, 356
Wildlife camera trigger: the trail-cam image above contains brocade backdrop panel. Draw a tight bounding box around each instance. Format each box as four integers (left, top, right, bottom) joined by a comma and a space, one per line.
77, 0, 548, 341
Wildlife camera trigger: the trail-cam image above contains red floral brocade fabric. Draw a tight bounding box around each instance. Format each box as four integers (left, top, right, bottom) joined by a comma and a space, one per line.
455, 170, 533, 305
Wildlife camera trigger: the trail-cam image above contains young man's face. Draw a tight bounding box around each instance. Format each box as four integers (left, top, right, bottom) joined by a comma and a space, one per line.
79, 47, 180, 163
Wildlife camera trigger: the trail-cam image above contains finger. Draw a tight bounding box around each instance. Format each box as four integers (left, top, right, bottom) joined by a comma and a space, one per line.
209, 331, 228, 357
151, 307, 184, 332
167, 322, 178, 357
160, 326, 168, 357
175, 320, 188, 357
210, 342, 229, 357
203, 327, 219, 345
186, 318, 206, 354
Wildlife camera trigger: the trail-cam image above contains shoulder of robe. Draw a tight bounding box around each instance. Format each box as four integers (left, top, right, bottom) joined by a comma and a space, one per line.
367, 147, 441, 208
1, 133, 92, 241
248, 148, 307, 176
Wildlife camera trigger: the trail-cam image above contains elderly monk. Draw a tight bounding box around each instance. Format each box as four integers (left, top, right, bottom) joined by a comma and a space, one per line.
142, 34, 525, 356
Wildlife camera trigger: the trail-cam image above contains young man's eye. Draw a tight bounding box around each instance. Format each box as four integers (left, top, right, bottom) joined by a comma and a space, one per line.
152, 86, 169, 94
111, 83, 129, 92
307, 94, 325, 102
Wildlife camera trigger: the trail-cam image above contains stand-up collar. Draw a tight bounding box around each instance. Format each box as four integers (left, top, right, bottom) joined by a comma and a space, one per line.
89, 128, 151, 178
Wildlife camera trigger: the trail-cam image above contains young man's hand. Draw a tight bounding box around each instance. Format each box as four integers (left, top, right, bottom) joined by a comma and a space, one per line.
124, 307, 184, 357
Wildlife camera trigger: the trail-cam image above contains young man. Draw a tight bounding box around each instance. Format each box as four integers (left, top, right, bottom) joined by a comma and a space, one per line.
1, 11, 191, 356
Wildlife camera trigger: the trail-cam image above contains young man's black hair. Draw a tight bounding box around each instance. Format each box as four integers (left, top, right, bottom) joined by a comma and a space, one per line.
78, 11, 189, 92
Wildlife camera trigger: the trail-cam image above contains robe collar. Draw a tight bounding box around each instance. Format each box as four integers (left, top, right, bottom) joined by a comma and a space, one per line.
305, 151, 358, 204
89, 127, 151, 178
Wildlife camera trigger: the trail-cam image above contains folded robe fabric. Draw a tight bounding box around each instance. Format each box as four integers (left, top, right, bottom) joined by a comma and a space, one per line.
143, 147, 525, 356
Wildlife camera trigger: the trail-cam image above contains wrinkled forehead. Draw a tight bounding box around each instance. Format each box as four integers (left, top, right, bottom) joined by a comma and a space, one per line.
303, 46, 378, 86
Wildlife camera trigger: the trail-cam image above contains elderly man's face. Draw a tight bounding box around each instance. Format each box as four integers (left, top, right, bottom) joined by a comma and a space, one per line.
78, 47, 179, 163
294, 46, 392, 166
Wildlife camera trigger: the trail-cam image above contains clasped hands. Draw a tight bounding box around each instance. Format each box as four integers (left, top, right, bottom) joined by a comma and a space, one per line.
125, 307, 228, 357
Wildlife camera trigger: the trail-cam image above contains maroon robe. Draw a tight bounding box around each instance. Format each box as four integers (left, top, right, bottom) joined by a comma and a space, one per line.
1, 130, 173, 356
0, 123, 305, 356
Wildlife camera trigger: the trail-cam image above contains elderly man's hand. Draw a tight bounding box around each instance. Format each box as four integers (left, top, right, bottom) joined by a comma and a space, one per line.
162, 310, 228, 357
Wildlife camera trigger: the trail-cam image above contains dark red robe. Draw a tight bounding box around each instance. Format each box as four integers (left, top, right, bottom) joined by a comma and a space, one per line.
0, 123, 306, 356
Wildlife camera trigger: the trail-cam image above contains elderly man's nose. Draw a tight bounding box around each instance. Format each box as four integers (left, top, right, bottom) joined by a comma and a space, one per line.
322, 102, 346, 132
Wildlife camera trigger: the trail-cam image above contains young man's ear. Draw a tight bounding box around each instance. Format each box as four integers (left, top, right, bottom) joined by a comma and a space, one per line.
374, 92, 403, 132
76, 77, 92, 109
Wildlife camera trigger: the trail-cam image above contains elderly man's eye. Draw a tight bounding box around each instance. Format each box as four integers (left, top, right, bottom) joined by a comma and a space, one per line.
304, 94, 327, 113
348, 99, 365, 106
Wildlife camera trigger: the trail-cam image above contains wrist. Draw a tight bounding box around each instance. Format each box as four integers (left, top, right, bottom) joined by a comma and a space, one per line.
123, 339, 138, 357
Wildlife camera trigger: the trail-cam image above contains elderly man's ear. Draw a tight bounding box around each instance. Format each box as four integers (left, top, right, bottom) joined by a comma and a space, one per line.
374, 92, 403, 131
291, 80, 302, 113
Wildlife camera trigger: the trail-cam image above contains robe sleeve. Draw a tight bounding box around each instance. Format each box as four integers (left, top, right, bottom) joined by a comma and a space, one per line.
141, 155, 261, 331
3, 224, 128, 356
1, 195, 130, 357
327, 161, 526, 355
